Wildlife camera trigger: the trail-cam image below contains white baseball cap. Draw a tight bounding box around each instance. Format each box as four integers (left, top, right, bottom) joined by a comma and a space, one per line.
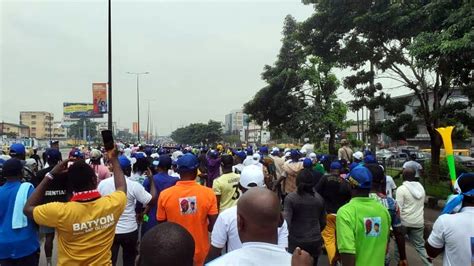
239, 165, 265, 189
309, 152, 317, 159
353, 151, 364, 160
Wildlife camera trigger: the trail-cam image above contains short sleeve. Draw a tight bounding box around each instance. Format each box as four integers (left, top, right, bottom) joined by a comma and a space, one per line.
278, 220, 289, 249
106, 191, 127, 217
212, 179, 222, 196
132, 182, 152, 205
210, 213, 228, 248
33, 202, 64, 228
157, 193, 167, 221
336, 207, 356, 254
208, 190, 219, 216
428, 216, 446, 249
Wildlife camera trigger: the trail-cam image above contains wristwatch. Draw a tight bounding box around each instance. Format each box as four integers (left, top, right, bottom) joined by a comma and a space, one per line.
45, 172, 55, 180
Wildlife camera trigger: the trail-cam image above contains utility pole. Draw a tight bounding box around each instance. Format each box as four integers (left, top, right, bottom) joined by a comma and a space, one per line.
126, 72, 149, 143
107, 0, 113, 131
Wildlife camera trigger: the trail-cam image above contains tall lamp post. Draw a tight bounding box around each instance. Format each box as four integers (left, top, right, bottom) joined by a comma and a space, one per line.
107, 0, 113, 131
126, 72, 149, 143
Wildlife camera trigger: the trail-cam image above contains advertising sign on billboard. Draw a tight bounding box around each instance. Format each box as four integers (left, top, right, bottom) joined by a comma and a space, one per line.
63, 103, 103, 119
92, 83, 108, 114
132, 122, 139, 134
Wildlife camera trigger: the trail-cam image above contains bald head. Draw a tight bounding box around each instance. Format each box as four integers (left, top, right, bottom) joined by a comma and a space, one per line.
403, 167, 416, 181
237, 187, 281, 244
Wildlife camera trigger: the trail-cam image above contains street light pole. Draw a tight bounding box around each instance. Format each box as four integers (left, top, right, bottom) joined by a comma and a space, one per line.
126, 72, 149, 143
107, 0, 113, 131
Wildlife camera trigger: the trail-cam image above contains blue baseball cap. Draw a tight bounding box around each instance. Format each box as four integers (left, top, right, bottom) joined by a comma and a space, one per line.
259, 146, 269, 154
118, 155, 131, 169
246, 147, 253, 156
364, 155, 377, 164
347, 165, 373, 189
71, 150, 84, 159
156, 155, 172, 169
303, 158, 313, 168
290, 150, 300, 159
177, 153, 199, 173
236, 151, 247, 161
330, 161, 342, 170
47, 149, 62, 162
9, 143, 25, 156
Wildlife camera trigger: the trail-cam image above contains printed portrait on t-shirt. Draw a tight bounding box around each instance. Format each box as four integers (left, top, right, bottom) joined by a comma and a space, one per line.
179, 196, 197, 215
364, 217, 381, 237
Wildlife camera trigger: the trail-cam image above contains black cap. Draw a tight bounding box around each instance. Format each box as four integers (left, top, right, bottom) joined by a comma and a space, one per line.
3, 158, 23, 177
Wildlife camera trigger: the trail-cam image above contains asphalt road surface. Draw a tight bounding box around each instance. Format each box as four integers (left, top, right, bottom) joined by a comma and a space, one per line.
39, 207, 443, 266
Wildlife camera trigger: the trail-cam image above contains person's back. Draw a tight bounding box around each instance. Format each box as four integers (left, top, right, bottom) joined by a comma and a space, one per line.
396, 179, 425, 227
207, 188, 291, 266
285, 192, 325, 243
316, 173, 351, 214
282, 152, 303, 194
0, 159, 39, 264
213, 155, 240, 212
142, 156, 178, 234
27, 157, 127, 266
402, 156, 423, 178
157, 153, 218, 266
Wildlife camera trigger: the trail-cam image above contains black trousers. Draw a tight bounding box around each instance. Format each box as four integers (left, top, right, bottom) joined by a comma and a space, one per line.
0, 249, 39, 266
111, 230, 138, 266
289, 239, 321, 266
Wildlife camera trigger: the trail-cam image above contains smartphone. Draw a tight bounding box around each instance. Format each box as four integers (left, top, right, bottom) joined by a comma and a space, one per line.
101, 130, 115, 151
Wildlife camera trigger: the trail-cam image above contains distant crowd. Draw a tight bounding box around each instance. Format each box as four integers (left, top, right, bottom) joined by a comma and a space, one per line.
0, 138, 473, 266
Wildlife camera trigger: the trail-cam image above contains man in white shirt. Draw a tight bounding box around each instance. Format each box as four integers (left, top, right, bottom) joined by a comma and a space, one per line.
98, 155, 157, 266
207, 187, 292, 266
426, 173, 474, 266
395, 168, 431, 266
206, 165, 289, 262
402, 153, 423, 178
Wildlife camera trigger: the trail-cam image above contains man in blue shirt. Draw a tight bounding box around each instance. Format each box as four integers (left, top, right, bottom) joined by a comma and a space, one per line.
141, 155, 178, 235
0, 159, 40, 265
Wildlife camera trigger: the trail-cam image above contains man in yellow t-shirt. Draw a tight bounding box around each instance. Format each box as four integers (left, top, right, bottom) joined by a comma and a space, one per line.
24, 149, 127, 266
212, 155, 240, 212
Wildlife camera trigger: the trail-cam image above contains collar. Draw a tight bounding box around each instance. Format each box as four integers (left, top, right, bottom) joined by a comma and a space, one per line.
350, 197, 376, 202
460, 207, 474, 213
242, 242, 281, 250
177, 180, 198, 185
71, 189, 101, 202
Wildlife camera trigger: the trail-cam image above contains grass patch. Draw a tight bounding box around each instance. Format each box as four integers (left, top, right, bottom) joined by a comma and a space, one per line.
386, 167, 452, 199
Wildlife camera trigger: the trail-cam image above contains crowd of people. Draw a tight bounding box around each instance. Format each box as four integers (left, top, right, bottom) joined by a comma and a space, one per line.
0, 138, 473, 266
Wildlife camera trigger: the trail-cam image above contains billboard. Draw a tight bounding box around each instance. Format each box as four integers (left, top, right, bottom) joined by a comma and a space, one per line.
63, 102, 103, 119
132, 122, 139, 134
92, 83, 108, 114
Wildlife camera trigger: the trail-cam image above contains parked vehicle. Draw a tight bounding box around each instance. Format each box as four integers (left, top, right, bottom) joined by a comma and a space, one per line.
454, 155, 474, 169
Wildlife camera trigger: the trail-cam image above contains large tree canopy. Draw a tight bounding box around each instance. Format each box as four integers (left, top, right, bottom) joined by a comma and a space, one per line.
171, 120, 222, 145
300, 0, 473, 179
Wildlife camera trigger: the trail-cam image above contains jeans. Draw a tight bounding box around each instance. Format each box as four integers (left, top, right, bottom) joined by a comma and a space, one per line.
394, 226, 432, 266
0, 249, 40, 266
111, 230, 138, 266
289, 239, 321, 266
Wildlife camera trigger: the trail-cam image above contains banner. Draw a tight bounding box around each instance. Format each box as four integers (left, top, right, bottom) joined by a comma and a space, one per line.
133, 122, 139, 134
92, 83, 108, 114
63, 102, 103, 119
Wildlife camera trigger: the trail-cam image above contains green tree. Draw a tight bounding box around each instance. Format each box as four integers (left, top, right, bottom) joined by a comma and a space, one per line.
68, 118, 98, 140
171, 120, 223, 145
300, 0, 473, 180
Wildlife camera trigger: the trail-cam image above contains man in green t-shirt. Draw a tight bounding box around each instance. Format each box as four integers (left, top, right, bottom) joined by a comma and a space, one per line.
212, 155, 240, 212
336, 165, 391, 266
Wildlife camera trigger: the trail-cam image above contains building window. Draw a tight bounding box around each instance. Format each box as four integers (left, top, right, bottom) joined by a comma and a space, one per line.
31, 121, 36, 125
31, 133, 36, 137
31, 127, 36, 131
31, 115, 36, 119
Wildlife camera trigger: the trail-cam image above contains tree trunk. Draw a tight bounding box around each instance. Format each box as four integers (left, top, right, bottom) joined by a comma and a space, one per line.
369, 109, 377, 154
328, 125, 337, 155
427, 126, 442, 183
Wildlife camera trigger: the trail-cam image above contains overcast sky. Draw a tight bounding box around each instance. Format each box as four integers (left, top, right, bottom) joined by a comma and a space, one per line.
1, 0, 407, 135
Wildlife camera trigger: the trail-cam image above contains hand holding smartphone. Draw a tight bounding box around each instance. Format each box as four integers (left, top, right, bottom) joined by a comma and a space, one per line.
101, 130, 118, 159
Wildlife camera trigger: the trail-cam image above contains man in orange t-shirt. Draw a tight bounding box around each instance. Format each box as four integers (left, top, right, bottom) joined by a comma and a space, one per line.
157, 153, 218, 266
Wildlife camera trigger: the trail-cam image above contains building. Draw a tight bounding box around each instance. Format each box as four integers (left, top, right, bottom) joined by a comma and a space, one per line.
0, 122, 30, 138
52, 121, 66, 139
20, 112, 54, 139
224, 109, 249, 135
239, 121, 271, 145
374, 89, 473, 147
